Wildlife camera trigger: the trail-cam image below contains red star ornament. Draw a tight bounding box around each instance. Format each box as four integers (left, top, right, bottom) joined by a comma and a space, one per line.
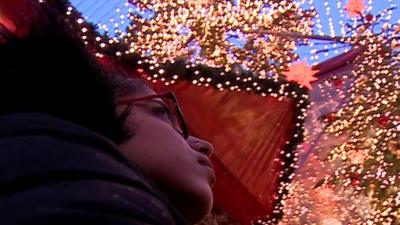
345, 0, 366, 18
283, 61, 319, 90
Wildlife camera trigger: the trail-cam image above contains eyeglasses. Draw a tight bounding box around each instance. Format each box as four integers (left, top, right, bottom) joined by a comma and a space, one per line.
117, 92, 189, 139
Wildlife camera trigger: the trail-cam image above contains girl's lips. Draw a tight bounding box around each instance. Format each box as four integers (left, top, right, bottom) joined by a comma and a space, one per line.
198, 157, 216, 186
198, 157, 213, 169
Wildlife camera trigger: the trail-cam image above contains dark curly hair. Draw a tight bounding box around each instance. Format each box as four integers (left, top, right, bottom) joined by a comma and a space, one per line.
0, 1, 127, 143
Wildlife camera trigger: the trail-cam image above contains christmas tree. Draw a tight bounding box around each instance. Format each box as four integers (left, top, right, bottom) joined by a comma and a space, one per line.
321, 24, 400, 224
263, 3, 400, 224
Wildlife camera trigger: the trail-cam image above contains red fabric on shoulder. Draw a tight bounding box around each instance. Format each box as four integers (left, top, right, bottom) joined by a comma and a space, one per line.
0, 0, 40, 38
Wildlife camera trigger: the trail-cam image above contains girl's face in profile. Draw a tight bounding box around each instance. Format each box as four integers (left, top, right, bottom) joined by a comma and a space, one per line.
117, 86, 215, 224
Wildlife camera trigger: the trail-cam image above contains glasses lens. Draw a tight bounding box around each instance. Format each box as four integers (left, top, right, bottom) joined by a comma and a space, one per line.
161, 96, 185, 136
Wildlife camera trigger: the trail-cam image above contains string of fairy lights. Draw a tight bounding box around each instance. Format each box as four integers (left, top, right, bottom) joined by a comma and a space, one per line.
37, 0, 400, 224
259, 1, 400, 224
323, 40, 400, 224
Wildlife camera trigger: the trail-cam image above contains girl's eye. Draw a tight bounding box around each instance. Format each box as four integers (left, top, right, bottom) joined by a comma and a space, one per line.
153, 106, 172, 121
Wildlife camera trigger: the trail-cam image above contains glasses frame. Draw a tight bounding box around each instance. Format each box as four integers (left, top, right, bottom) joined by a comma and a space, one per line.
117, 92, 189, 139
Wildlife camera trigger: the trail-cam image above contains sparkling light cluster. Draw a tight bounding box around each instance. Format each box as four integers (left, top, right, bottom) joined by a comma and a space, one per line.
258, 2, 400, 224
322, 34, 400, 224
122, 0, 315, 82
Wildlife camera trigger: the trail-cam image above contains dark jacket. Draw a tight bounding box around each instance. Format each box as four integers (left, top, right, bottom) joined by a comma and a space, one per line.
0, 113, 188, 225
